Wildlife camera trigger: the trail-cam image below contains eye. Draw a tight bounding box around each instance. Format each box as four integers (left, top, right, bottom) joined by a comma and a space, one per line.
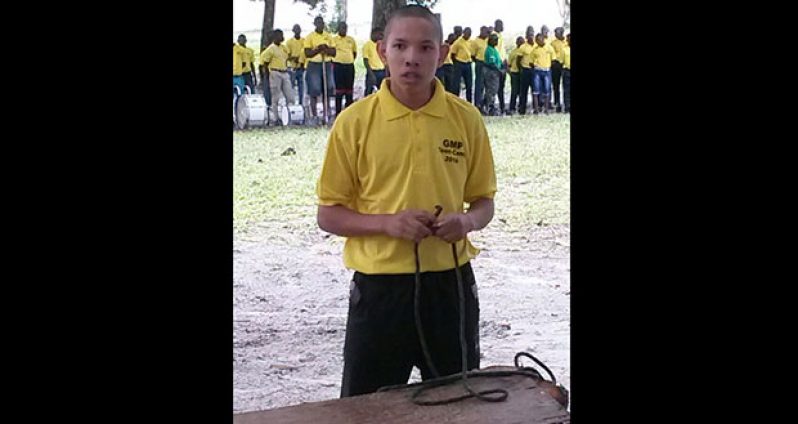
393, 43, 404, 50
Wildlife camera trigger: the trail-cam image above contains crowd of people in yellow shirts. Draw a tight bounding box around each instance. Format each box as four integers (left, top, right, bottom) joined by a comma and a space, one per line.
233, 16, 570, 126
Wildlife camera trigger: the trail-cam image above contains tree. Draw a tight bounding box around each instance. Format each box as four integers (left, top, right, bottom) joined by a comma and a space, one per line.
371, 0, 406, 32
556, 0, 571, 30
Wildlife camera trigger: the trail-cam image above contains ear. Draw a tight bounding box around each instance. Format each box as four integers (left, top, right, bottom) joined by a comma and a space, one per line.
437, 43, 450, 68
377, 39, 387, 63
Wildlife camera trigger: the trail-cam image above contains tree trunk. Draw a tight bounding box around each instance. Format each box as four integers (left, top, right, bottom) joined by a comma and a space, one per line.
371, 0, 407, 31
261, 0, 276, 50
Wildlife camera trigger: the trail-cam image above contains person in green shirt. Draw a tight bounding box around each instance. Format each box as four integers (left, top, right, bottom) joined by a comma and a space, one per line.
481, 33, 503, 116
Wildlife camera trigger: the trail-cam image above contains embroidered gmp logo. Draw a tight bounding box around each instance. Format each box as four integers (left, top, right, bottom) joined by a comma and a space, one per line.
439, 139, 464, 164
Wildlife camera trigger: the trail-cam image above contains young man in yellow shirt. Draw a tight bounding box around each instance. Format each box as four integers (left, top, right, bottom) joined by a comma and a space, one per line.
286, 24, 306, 106
562, 33, 570, 113
550, 27, 567, 112
471, 26, 489, 110
236, 34, 257, 93
531, 33, 556, 114
516, 32, 536, 115
304, 16, 337, 123
362, 28, 385, 96
332, 22, 357, 116
317, 5, 496, 397
261, 29, 296, 125
492, 19, 507, 115
507, 36, 525, 115
439, 33, 457, 94
450, 27, 474, 102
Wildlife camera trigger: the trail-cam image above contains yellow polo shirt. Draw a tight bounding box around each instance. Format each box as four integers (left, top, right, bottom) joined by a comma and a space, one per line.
233, 44, 245, 76
531, 44, 555, 69
362, 39, 385, 70
317, 78, 497, 274
261, 43, 290, 71
562, 45, 571, 69
286, 37, 305, 68
492, 31, 506, 61
333, 35, 357, 64
550, 38, 566, 63
304, 31, 335, 63
470, 37, 488, 61
518, 42, 535, 69
443, 42, 453, 65
508, 46, 522, 73
450, 36, 473, 63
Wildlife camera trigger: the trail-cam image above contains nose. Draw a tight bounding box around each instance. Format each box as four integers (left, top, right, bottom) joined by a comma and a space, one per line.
404, 47, 422, 68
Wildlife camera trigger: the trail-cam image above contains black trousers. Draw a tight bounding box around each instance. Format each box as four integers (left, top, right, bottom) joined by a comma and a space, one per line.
497, 68, 507, 112
519, 67, 534, 114
340, 262, 481, 397
551, 60, 563, 107
509, 71, 520, 112
333, 63, 355, 115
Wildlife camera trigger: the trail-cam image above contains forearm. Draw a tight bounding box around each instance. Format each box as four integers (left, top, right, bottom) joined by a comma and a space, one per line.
464, 197, 494, 231
317, 204, 387, 237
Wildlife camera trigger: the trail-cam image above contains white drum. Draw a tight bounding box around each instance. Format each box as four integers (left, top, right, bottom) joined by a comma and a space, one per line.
279, 104, 306, 126
236, 94, 268, 130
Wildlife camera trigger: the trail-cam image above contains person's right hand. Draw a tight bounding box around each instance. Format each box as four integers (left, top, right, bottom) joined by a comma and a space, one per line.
384, 209, 437, 243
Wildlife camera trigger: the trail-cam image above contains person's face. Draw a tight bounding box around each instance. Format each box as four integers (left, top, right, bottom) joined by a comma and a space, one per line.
293, 25, 301, 37
372, 30, 383, 42
555, 28, 564, 39
463, 28, 471, 39
541, 26, 549, 37
526, 26, 534, 37
454, 26, 462, 36
488, 34, 498, 47
378, 17, 446, 89
314, 18, 324, 32
480, 27, 489, 38
447, 34, 457, 45
536, 35, 545, 47
526, 35, 535, 45
516, 36, 524, 47
274, 32, 284, 44
495, 20, 504, 32
238, 35, 246, 46
338, 23, 347, 36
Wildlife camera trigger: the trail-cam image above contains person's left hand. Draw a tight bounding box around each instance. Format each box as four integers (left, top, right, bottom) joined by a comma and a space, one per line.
431, 213, 474, 243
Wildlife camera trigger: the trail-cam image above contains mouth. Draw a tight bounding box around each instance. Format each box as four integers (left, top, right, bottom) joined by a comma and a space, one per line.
400, 72, 422, 80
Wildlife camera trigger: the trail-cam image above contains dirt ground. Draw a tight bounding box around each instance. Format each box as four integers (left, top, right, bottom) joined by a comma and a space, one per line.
233, 217, 570, 413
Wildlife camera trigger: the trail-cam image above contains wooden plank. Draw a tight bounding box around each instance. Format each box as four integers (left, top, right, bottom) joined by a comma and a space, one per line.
234, 366, 570, 424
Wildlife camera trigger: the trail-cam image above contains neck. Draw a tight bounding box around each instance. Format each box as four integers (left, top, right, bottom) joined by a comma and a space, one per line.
316, 29, 323, 34
388, 79, 435, 111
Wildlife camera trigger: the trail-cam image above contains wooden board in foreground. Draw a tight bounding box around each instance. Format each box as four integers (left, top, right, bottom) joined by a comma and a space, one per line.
233, 366, 570, 424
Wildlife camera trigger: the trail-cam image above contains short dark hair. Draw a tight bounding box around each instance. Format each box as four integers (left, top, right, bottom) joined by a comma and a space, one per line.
384, 5, 443, 43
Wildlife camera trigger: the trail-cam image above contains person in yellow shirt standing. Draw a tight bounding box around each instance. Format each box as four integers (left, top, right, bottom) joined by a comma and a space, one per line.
286, 24, 306, 106
450, 27, 473, 102
236, 34, 258, 92
439, 33, 456, 94
530, 33, 556, 114
516, 31, 535, 115
507, 36, 525, 115
233, 42, 245, 128
562, 33, 570, 113
262, 29, 296, 125
471, 26, 489, 110
362, 28, 385, 96
332, 22, 357, 116
304, 16, 337, 124
317, 5, 496, 398
492, 19, 507, 115
550, 27, 567, 112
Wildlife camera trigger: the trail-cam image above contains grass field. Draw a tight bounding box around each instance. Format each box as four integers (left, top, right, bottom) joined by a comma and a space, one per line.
233, 114, 570, 234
